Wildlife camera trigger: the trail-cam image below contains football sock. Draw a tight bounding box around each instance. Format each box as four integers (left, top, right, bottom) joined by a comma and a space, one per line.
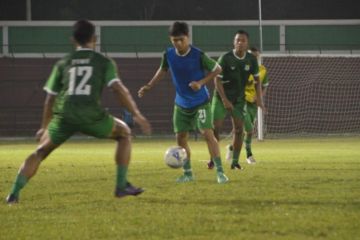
183, 158, 192, 176
232, 149, 240, 165
244, 135, 253, 157
116, 165, 128, 190
10, 173, 28, 197
213, 157, 223, 173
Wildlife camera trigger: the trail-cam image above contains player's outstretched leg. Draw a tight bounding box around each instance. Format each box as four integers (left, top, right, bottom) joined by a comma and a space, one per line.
230, 118, 244, 170
225, 144, 234, 162
111, 118, 144, 198
202, 129, 228, 183
176, 132, 194, 182
6, 131, 58, 204
243, 107, 256, 164
207, 120, 222, 170
244, 131, 256, 164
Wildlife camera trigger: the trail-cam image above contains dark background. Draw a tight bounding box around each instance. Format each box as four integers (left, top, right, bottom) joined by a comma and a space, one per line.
1, 0, 359, 20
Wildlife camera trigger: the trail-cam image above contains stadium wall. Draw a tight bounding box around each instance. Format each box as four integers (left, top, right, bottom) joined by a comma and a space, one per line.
1, 20, 360, 57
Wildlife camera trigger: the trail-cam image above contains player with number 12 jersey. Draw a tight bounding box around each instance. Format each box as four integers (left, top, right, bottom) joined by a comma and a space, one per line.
6, 20, 151, 204
45, 49, 118, 125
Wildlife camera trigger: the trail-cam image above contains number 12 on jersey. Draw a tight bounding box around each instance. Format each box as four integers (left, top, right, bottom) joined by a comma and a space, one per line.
68, 66, 93, 95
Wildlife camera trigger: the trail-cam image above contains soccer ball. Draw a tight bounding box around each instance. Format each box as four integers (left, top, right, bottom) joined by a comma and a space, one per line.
164, 146, 187, 168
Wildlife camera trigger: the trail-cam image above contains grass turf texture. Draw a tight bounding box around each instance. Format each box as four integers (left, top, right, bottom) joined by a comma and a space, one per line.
0, 137, 359, 240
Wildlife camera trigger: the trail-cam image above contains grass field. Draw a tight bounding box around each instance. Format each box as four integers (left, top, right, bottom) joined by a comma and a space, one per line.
0, 137, 359, 240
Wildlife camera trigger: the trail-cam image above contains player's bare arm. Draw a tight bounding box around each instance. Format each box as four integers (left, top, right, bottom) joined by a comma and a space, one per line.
111, 81, 151, 135
254, 76, 266, 112
138, 68, 167, 97
262, 85, 268, 97
214, 76, 234, 112
36, 94, 56, 141
189, 65, 222, 91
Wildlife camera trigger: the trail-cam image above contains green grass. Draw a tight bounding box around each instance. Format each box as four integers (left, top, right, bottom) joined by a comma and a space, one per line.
0, 137, 359, 240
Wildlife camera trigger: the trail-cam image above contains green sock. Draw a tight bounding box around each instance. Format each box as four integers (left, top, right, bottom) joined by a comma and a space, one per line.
213, 157, 223, 173
244, 135, 253, 157
116, 165, 128, 190
10, 173, 28, 197
183, 159, 192, 176
232, 149, 240, 165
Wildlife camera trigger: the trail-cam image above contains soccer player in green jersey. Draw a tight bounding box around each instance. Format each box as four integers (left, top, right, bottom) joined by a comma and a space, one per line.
207, 30, 265, 170
138, 22, 228, 184
6, 20, 151, 204
243, 47, 269, 164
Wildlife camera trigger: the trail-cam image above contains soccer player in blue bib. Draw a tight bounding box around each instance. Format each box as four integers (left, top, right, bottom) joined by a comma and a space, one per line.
138, 22, 229, 184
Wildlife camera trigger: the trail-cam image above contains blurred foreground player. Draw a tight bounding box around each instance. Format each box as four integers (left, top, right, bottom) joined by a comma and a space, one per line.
6, 20, 151, 204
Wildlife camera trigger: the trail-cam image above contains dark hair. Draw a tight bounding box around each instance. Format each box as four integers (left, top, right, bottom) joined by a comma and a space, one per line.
236, 30, 249, 39
250, 47, 260, 53
73, 20, 95, 45
169, 21, 189, 36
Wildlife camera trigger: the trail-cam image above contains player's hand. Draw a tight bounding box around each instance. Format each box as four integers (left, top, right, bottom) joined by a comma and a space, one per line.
35, 128, 45, 142
138, 85, 151, 98
133, 114, 152, 135
222, 98, 234, 112
189, 81, 202, 91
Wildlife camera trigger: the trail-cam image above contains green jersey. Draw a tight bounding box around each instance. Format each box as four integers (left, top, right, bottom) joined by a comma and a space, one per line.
215, 50, 259, 102
44, 48, 120, 124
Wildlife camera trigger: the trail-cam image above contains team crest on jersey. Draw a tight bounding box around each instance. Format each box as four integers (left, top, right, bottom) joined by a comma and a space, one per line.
244, 65, 250, 71
230, 66, 236, 70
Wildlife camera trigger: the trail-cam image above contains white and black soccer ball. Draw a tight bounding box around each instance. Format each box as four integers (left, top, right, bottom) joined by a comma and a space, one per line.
164, 146, 187, 169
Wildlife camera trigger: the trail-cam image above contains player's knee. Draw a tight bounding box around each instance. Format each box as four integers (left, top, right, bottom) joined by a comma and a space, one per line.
201, 130, 215, 142
113, 121, 131, 141
176, 132, 187, 140
246, 130, 254, 136
123, 124, 131, 136
35, 147, 50, 161
233, 126, 243, 135
115, 130, 131, 142
202, 134, 211, 142
213, 127, 220, 136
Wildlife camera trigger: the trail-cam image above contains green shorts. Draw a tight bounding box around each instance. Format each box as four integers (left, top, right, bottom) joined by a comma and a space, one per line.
244, 102, 258, 132
211, 95, 245, 122
173, 102, 213, 133
48, 114, 114, 145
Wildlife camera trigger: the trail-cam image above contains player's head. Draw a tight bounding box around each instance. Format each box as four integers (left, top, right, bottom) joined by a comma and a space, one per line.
72, 20, 96, 48
250, 46, 261, 64
250, 47, 260, 56
234, 30, 249, 52
169, 21, 190, 54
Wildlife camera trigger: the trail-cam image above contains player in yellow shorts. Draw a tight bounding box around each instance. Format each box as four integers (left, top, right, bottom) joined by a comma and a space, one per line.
243, 47, 269, 164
